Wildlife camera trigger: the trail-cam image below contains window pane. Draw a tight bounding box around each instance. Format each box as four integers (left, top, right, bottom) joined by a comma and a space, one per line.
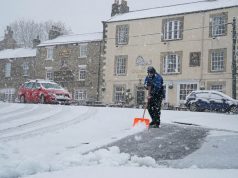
74, 90, 87, 100
164, 20, 182, 40
114, 86, 125, 102
211, 85, 223, 92
164, 54, 180, 74
47, 48, 53, 59
115, 56, 126, 75
211, 51, 224, 71
79, 44, 87, 57
180, 83, 197, 101
212, 16, 226, 36
5, 63, 11, 77
116, 25, 129, 45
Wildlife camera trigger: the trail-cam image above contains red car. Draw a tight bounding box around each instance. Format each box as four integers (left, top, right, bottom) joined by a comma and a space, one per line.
18, 79, 71, 104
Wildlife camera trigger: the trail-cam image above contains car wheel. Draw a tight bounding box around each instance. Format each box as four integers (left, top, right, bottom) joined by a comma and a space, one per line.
40, 95, 45, 104
189, 103, 197, 112
229, 106, 238, 114
20, 95, 25, 103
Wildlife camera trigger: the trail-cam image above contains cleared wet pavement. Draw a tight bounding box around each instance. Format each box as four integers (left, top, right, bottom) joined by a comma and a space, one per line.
106, 123, 209, 161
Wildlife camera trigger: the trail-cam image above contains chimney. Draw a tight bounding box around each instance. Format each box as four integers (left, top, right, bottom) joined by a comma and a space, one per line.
111, 0, 120, 17
119, 0, 129, 14
48, 26, 62, 40
3, 26, 17, 49
33, 35, 41, 48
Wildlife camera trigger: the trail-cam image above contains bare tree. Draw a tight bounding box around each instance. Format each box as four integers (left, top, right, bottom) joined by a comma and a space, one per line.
9, 19, 72, 48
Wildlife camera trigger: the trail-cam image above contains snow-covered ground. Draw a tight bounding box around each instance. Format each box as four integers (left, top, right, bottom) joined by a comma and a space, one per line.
0, 103, 237, 178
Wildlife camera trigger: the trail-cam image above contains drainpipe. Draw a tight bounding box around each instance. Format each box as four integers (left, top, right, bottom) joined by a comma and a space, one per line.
200, 12, 205, 89
97, 41, 102, 101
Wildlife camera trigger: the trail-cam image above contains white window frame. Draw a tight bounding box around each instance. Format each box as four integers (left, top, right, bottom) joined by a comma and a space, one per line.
0, 88, 15, 102
164, 20, 182, 40
79, 44, 88, 58
45, 67, 54, 81
5, 63, 11, 77
162, 83, 169, 103
179, 83, 198, 102
114, 85, 125, 103
22, 62, 29, 76
74, 89, 87, 101
211, 51, 224, 72
210, 85, 223, 92
78, 65, 86, 81
212, 15, 226, 37
163, 54, 180, 74
46, 47, 54, 60
115, 56, 127, 76
116, 25, 129, 45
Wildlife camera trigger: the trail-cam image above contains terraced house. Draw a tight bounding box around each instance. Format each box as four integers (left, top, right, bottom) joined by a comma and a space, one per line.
36, 30, 104, 104
0, 26, 104, 104
102, 0, 238, 107
0, 27, 37, 102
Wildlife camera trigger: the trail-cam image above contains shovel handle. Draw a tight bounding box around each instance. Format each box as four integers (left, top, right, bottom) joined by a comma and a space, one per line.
142, 101, 148, 118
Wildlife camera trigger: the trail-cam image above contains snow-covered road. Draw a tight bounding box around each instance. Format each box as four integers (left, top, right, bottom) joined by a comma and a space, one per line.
0, 103, 238, 178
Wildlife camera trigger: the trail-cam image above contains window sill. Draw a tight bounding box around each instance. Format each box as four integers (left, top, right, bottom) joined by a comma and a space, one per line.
115, 43, 128, 47
45, 58, 54, 61
209, 70, 225, 73
163, 72, 181, 75
162, 38, 182, 42
210, 34, 226, 38
114, 74, 127, 76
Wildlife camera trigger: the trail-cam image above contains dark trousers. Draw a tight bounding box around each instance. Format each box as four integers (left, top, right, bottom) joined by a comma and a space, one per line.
147, 94, 163, 125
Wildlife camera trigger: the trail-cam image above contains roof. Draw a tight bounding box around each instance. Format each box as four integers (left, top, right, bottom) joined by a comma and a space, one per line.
0, 48, 36, 60
106, 0, 238, 23
27, 79, 57, 84
38, 32, 103, 47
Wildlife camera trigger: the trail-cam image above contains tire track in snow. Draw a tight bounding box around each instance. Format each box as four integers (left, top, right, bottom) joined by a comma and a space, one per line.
0, 104, 39, 122
0, 103, 27, 114
0, 105, 63, 132
0, 106, 97, 141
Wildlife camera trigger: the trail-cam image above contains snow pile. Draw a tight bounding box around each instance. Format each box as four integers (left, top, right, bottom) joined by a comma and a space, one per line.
0, 145, 158, 178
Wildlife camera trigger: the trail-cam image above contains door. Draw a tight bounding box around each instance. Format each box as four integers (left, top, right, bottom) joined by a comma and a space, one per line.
136, 90, 145, 106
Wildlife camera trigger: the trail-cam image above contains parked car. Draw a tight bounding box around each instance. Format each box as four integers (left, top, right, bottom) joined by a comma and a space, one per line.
18, 79, 71, 105
185, 90, 238, 114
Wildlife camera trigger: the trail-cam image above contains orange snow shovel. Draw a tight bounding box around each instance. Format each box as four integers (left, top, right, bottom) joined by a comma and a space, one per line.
133, 102, 150, 128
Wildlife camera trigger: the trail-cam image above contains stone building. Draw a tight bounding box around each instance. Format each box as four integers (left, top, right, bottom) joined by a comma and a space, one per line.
0, 26, 39, 102
0, 48, 37, 102
0, 25, 104, 104
102, 0, 238, 107
36, 32, 104, 104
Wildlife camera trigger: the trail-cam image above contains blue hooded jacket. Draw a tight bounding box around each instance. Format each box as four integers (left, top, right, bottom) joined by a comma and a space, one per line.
144, 73, 164, 97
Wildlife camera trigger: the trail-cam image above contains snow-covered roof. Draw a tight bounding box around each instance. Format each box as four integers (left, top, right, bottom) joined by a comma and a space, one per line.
0, 48, 36, 60
38, 32, 103, 47
107, 0, 238, 23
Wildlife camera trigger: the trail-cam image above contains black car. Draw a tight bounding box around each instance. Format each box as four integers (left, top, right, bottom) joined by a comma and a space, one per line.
185, 90, 238, 114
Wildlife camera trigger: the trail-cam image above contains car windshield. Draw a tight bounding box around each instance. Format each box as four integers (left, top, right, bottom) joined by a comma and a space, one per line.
41, 83, 62, 89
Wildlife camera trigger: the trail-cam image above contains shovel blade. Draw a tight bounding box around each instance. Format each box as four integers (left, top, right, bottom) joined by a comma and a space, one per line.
133, 118, 150, 128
